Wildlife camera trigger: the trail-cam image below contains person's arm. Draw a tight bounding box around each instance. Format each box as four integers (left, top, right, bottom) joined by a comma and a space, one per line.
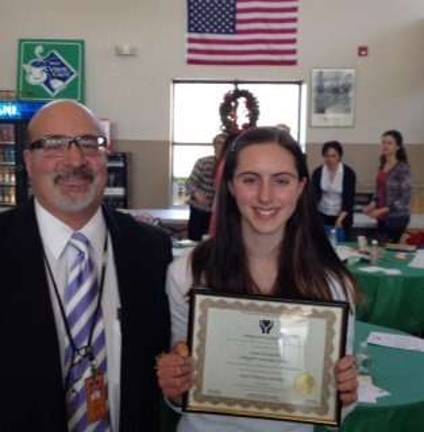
362, 200, 376, 215
335, 211, 347, 228
368, 207, 389, 219
363, 199, 388, 219
311, 167, 322, 203
157, 254, 194, 406
192, 190, 211, 206
338, 166, 356, 227
363, 169, 380, 216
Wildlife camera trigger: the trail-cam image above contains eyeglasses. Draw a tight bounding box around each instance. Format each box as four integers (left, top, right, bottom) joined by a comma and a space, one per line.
29, 135, 107, 157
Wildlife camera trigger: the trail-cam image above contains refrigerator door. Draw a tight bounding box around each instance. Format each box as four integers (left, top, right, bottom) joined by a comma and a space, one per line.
0, 124, 17, 206
104, 152, 129, 209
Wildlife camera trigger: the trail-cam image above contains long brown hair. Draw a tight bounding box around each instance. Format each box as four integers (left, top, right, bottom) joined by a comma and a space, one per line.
192, 127, 358, 303
379, 129, 408, 169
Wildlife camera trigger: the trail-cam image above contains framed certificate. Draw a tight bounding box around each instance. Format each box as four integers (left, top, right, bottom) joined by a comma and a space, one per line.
183, 290, 349, 426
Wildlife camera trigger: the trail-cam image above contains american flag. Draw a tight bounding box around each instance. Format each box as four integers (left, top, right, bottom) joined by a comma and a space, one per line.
187, 0, 298, 66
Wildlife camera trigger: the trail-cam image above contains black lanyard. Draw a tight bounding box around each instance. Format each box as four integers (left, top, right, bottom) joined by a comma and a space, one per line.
43, 233, 109, 387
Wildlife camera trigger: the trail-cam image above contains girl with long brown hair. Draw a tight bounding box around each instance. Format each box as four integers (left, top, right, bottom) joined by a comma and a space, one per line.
158, 127, 358, 432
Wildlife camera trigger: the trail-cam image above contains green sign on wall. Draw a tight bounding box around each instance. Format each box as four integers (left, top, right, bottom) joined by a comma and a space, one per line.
17, 39, 85, 102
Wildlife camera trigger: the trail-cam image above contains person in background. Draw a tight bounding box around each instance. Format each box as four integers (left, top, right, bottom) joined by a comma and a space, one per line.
185, 132, 227, 241
363, 129, 411, 243
276, 123, 291, 134
312, 140, 356, 241
0, 100, 172, 431
157, 127, 358, 432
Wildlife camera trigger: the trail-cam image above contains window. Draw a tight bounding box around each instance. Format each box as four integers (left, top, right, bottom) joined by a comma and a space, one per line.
171, 80, 306, 206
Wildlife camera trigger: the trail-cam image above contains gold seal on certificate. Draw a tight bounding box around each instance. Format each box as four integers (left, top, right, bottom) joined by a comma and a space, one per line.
183, 290, 348, 427
294, 373, 316, 396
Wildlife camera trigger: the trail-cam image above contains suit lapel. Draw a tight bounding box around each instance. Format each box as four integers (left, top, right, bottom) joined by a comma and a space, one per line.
102, 207, 134, 417
15, 201, 64, 370
102, 206, 133, 320
103, 207, 155, 430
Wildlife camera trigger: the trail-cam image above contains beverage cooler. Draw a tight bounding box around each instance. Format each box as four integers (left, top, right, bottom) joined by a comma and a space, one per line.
0, 101, 44, 208
104, 152, 129, 209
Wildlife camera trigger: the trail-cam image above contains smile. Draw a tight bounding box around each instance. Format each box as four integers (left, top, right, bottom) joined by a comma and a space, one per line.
55, 176, 94, 193
55, 172, 94, 185
253, 207, 279, 217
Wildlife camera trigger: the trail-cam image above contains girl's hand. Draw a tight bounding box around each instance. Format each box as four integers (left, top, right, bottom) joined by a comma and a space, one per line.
335, 355, 358, 406
363, 202, 376, 215
369, 207, 389, 220
156, 342, 193, 405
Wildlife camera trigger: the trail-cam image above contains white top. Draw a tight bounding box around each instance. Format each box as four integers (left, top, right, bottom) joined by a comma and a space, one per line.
319, 163, 344, 217
166, 252, 355, 432
35, 200, 121, 431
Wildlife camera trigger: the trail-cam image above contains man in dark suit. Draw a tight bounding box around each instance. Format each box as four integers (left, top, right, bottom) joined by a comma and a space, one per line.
0, 100, 172, 431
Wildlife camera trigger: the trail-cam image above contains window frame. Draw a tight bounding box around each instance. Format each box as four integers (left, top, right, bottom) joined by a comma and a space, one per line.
170, 79, 306, 207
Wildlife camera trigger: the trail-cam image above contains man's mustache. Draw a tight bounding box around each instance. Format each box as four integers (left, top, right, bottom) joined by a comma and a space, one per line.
54, 167, 95, 184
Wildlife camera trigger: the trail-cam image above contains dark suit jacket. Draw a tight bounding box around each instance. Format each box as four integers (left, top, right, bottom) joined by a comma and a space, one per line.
311, 164, 356, 230
0, 200, 172, 432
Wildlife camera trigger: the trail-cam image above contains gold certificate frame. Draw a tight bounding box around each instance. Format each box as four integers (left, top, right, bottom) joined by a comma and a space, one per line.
183, 290, 348, 427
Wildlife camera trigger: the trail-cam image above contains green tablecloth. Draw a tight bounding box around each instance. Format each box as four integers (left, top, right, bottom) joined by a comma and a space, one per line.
319, 321, 424, 432
348, 250, 424, 334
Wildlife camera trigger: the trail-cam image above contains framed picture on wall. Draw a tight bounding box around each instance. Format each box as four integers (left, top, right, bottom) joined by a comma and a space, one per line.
17, 39, 85, 102
310, 69, 355, 127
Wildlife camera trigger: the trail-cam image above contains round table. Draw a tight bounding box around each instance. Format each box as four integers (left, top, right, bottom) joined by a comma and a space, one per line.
348, 249, 424, 335
320, 321, 424, 432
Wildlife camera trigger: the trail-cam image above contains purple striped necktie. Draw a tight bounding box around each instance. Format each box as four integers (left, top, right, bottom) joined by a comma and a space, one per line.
65, 232, 110, 432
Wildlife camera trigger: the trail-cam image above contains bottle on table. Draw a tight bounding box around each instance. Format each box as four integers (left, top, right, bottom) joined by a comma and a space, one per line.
370, 239, 379, 265
357, 235, 367, 252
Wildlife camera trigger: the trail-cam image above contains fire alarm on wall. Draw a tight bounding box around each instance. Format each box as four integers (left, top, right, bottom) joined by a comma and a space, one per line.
358, 46, 369, 57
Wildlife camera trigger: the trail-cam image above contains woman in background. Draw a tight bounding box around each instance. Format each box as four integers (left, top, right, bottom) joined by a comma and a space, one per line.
185, 132, 227, 240
312, 140, 356, 240
363, 130, 411, 243
158, 127, 358, 432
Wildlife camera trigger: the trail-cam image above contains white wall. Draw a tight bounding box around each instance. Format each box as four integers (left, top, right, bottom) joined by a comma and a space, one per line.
1, 0, 423, 142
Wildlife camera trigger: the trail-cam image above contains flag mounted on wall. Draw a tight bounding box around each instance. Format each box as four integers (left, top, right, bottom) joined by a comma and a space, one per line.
187, 0, 298, 66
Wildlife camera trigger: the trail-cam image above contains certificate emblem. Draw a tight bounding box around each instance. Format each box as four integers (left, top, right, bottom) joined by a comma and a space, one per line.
184, 290, 348, 427
259, 319, 274, 334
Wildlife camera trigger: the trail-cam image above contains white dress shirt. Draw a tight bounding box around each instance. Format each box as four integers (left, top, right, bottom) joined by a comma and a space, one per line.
35, 200, 121, 431
319, 163, 344, 217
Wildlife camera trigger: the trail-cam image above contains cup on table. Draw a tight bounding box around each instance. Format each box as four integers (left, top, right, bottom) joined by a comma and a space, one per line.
357, 235, 367, 252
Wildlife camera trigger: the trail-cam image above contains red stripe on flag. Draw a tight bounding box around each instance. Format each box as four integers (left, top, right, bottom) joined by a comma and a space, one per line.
188, 48, 297, 56
237, 7, 298, 13
188, 37, 297, 45
188, 59, 298, 66
237, 17, 298, 24
236, 28, 297, 35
